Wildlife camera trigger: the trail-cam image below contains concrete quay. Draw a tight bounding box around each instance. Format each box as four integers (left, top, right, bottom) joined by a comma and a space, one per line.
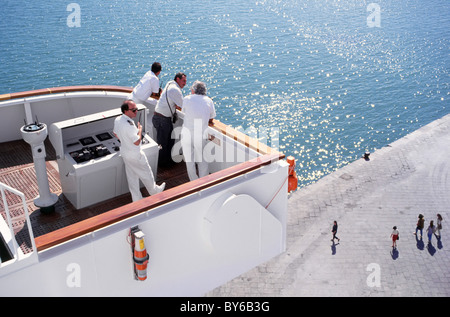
207, 114, 450, 297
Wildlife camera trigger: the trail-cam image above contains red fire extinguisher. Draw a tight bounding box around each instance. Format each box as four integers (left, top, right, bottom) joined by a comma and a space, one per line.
130, 227, 149, 281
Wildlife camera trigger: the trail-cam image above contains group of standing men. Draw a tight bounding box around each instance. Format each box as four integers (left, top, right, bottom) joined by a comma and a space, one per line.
113, 62, 216, 202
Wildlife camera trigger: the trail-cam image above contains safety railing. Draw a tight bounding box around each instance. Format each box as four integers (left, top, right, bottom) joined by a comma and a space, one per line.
0, 181, 37, 266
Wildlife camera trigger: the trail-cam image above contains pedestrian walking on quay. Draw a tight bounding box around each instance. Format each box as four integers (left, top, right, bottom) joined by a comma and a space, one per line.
391, 226, 399, 249
331, 221, 340, 243
435, 214, 443, 239
414, 214, 425, 238
426, 220, 436, 244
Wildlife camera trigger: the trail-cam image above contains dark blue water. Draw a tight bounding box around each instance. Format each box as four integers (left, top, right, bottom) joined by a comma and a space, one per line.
1, 0, 449, 187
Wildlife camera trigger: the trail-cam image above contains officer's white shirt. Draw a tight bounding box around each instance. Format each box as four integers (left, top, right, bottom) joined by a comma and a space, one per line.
181, 94, 216, 133
113, 114, 141, 159
131, 70, 159, 103
155, 80, 184, 117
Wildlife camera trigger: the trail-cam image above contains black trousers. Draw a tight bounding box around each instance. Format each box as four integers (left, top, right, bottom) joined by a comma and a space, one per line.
152, 114, 175, 167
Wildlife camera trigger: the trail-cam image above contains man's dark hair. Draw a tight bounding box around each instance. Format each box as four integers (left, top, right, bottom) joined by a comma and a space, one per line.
174, 72, 186, 81
151, 62, 162, 74
121, 100, 134, 114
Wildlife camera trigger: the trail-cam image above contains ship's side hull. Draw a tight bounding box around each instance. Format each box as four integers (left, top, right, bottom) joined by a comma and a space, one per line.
1, 159, 287, 296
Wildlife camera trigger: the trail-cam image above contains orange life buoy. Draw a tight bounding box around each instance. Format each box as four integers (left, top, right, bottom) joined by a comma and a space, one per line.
286, 156, 298, 193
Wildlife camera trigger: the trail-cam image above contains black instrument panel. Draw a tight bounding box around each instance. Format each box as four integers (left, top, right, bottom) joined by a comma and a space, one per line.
68, 132, 117, 163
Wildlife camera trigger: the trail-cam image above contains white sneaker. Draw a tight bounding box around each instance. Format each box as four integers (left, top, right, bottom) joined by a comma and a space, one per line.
154, 182, 165, 194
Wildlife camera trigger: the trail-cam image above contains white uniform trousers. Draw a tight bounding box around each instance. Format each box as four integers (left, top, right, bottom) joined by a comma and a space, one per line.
181, 132, 209, 181
123, 152, 158, 202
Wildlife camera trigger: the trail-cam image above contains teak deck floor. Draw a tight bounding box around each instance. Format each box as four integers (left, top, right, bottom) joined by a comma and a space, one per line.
0, 138, 190, 254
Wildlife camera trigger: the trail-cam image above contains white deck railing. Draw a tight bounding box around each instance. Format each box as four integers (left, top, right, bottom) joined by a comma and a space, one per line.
0, 182, 37, 270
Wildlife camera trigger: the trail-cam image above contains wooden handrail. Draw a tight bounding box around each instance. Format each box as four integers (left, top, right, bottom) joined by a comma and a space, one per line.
0, 85, 133, 101
35, 152, 285, 252
210, 119, 276, 155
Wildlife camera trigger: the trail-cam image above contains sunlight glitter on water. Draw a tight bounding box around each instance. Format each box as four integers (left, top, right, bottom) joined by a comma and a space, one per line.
0, 0, 448, 188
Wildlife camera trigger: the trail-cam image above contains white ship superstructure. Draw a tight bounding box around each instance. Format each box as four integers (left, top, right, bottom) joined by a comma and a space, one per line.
0, 86, 294, 296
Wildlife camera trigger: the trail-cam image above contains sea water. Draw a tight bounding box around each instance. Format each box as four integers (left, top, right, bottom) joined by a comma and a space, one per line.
0, 0, 448, 187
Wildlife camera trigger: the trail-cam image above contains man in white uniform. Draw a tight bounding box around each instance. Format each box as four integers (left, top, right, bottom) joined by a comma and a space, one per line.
181, 81, 216, 180
113, 100, 165, 202
129, 62, 162, 138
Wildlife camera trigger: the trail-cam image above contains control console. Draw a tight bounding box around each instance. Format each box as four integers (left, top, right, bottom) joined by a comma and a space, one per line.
49, 105, 159, 209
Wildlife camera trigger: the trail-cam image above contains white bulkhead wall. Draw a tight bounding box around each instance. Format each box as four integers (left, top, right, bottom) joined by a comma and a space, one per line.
0, 160, 288, 296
